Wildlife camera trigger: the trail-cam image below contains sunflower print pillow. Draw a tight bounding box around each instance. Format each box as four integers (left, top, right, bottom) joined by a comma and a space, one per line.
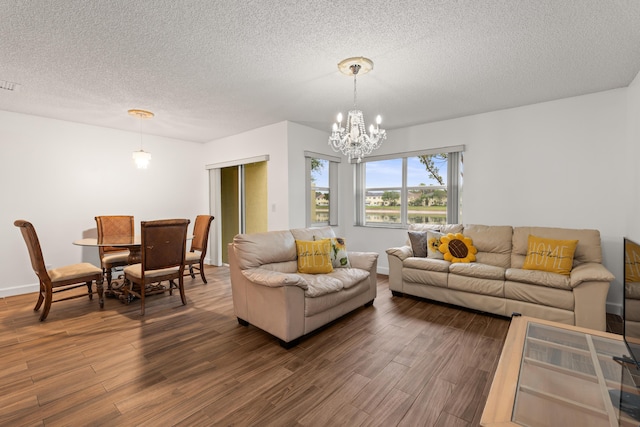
439, 233, 477, 263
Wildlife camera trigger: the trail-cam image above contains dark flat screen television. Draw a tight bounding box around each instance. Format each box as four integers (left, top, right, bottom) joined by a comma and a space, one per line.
621, 237, 640, 365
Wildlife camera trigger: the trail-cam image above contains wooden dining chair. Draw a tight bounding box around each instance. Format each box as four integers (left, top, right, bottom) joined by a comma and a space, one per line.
185, 215, 214, 283
95, 215, 134, 290
123, 219, 190, 315
14, 220, 104, 321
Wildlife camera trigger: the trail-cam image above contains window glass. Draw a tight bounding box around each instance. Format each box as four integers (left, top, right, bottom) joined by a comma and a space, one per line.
357, 150, 461, 227
310, 158, 329, 225
364, 159, 402, 225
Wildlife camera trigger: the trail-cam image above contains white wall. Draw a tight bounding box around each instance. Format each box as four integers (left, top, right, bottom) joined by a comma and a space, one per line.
1, 110, 207, 297
627, 72, 640, 240
342, 89, 629, 313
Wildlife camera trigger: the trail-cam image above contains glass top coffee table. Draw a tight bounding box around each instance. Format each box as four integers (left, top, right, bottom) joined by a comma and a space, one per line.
481, 316, 640, 427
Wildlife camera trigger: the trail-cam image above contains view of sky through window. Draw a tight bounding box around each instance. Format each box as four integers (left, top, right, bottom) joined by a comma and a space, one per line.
366, 157, 448, 188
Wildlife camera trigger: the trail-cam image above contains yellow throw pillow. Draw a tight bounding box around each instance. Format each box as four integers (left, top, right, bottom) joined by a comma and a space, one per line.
296, 239, 334, 274
439, 233, 477, 263
522, 235, 578, 275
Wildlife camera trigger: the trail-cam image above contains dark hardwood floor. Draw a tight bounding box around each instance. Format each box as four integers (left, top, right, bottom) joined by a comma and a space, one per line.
0, 267, 619, 426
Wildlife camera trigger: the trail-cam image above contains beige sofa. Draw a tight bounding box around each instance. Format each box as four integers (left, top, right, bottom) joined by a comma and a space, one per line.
387, 224, 615, 331
229, 226, 378, 347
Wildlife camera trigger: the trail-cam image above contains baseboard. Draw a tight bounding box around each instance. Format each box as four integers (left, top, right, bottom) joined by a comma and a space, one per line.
0, 283, 39, 298
377, 266, 389, 275
607, 302, 623, 317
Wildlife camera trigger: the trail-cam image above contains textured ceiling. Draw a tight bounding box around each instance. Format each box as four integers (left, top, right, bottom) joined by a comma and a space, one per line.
1, 1, 640, 143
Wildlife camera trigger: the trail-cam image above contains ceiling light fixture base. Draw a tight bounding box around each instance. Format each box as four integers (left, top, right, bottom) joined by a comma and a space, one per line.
128, 109, 155, 119
337, 57, 374, 76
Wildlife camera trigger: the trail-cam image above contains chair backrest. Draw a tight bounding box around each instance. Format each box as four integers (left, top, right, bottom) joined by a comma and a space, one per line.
141, 219, 190, 271
190, 215, 214, 254
95, 215, 134, 256
14, 219, 49, 281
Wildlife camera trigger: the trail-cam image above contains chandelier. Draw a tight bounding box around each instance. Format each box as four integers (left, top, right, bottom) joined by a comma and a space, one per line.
128, 109, 153, 169
328, 57, 386, 163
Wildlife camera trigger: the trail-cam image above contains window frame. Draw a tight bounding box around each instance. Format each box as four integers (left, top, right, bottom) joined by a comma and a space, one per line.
305, 151, 341, 227
354, 146, 464, 228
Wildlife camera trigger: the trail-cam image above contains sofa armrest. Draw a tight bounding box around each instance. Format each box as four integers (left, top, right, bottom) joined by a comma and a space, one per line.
570, 263, 615, 288
348, 252, 379, 272
241, 268, 308, 289
386, 245, 413, 262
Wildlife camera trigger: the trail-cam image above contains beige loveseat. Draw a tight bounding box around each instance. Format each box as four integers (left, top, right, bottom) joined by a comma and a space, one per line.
387, 224, 615, 331
229, 226, 378, 347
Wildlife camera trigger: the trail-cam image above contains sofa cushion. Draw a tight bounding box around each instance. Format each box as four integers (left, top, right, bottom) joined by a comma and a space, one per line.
439, 233, 477, 263
403, 267, 448, 288
408, 231, 428, 257
406, 223, 463, 246
328, 268, 370, 290
305, 279, 370, 317
449, 262, 505, 280
512, 226, 603, 268
522, 235, 578, 276
260, 260, 298, 274
463, 224, 513, 269
300, 268, 369, 297
404, 257, 450, 273
505, 268, 571, 290
233, 230, 296, 270
242, 268, 307, 289
296, 239, 333, 274
292, 225, 335, 241
504, 280, 574, 311
328, 237, 351, 268
448, 274, 504, 297
427, 231, 445, 260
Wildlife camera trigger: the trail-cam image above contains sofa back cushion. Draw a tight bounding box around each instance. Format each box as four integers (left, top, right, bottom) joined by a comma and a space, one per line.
512, 226, 603, 268
233, 230, 296, 270
462, 224, 513, 269
291, 226, 336, 241
406, 224, 463, 247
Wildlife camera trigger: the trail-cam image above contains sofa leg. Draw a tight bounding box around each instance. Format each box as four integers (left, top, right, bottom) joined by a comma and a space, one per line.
279, 338, 299, 349
391, 290, 404, 297
364, 299, 374, 308
237, 317, 249, 327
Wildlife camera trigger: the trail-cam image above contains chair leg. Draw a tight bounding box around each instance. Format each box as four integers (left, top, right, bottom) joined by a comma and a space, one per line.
39, 285, 53, 321
178, 276, 187, 306
97, 277, 104, 309
140, 283, 145, 316
199, 261, 207, 284
86, 281, 93, 300
189, 264, 196, 279
105, 268, 113, 291
34, 280, 45, 311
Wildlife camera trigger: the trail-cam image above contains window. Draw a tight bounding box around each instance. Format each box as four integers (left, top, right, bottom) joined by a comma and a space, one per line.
355, 146, 463, 227
305, 152, 340, 226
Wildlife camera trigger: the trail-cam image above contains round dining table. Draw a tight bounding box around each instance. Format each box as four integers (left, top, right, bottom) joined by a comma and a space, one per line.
73, 235, 193, 300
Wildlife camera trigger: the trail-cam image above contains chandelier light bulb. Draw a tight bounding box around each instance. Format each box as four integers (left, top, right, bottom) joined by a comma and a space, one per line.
337, 112, 343, 123
376, 115, 382, 125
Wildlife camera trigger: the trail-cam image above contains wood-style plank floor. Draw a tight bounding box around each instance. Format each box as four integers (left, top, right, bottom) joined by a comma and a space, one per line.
2, 267, 521, 426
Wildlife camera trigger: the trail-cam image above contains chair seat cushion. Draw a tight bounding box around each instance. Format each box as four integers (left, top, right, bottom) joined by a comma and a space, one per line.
49, 263, 102, 283
185, 251, 201, 262
102, 251, 129, 264
124, 264, 180, 279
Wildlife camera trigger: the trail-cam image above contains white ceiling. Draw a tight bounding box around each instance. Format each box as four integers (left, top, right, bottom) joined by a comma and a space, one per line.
1, 1, 640, 143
